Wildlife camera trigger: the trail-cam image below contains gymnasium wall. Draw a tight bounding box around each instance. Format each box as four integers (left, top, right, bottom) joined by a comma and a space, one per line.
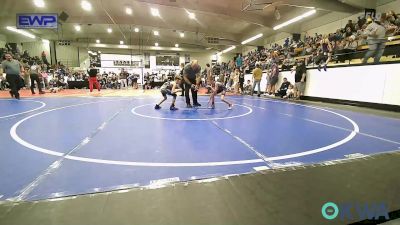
245, 63, 400, 106
21, 41, 50, 60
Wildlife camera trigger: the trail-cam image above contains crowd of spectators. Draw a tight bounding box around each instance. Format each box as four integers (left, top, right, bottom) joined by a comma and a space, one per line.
236, 11, 400, 73
209, 10, 400, 99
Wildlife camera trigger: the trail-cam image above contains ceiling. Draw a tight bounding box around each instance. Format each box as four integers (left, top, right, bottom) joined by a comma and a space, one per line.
0, 0, 379, 52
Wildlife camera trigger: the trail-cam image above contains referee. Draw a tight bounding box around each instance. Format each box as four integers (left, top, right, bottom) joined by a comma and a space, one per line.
183, 60, 202, 108
1, 53, 24, 100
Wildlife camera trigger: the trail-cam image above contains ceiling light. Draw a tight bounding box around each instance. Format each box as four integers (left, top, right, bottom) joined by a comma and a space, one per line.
118, 45, 128, 48
134, 27, 139, 32
125, 7, 133, 15
6, 26, 36, 39
151, 8, 160, 17
107, 28, 112, 33
188, 12, 196, 20
222, 46, 236, 54
81, 1, 92, 11
273, 9, 316, 30
98, 51, 101, 53
180, 32, 184, 38
33, 0, 45, 8
96, 39, 100, 43
155, 42, 159, 47
42, 39, 50, 44
241, 33, 263, 45
175, 44, 179, 48
153, 30, 159, 36
74, 25, 81, 31
120, 40, 124, 45
95, 44, 106, 47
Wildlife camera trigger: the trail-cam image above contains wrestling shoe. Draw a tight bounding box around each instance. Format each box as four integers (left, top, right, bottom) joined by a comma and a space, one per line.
228, 104, 233, 110
170, 105, 179, 111
154, 104, 161, 110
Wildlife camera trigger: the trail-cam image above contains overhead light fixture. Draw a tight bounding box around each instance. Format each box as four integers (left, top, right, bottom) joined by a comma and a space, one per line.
188, 12, 196, 20
98, 51, 101, 53
120, 40, 124, 45
74, 25, 81, 31
134, 27, 139, 32
153, 30, 159, 36
151, 8, 160, 17
42, 39, 50, 44
125, 7, 133, 15
241, 33, 263, 45
273, 9, 316, 30
96, 39, 100, 43
6, 26, 36, 39
81, 0, 92, 11
155, 42, 159, 47
33, 0, 45, 8
118, 45, 128, 48
222, 46, 236, 54
180, 32, 185, 38
95, 43, 106, 47
175, 44, 179, 48
107, 28, 112, 33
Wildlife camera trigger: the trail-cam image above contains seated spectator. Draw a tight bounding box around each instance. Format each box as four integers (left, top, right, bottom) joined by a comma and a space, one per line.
243, 80, 253, 95
283, 84, 295, 99
275, 77, 291, 98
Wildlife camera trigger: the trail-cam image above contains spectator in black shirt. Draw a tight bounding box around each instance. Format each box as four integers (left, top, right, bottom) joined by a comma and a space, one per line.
87, 65, 100, 92
293, 60, 306, 99
276, 77, 291, 98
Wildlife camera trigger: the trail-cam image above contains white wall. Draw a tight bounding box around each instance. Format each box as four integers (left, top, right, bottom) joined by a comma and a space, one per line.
245, 64, 400, 106
303, 64, 400, 105
21, 41, 50, 59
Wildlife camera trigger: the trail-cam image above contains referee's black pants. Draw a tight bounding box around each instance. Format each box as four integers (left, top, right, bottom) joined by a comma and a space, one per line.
185, 80, 199, 105
6, 74, 20, 98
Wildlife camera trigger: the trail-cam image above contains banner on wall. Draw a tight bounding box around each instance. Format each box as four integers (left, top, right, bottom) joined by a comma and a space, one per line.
113, 60, 142, 67
16, 13, 58, 29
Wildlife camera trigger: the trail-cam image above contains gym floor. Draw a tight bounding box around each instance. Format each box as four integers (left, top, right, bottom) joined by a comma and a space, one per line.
0, 90, 399, 204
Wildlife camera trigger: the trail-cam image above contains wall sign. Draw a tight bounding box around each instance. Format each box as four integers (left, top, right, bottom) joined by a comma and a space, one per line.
17, 13, 58, 29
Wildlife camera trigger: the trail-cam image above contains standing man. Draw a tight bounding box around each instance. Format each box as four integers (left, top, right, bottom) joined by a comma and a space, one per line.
1, 53, 24, 99
293, 60, 307, 100
362, 16, 387, 64
119, 69, 128, 89
87, 64, 100, 92
183, 60, 202, 108
30, 62, 45, 95
251, 63, 262, 97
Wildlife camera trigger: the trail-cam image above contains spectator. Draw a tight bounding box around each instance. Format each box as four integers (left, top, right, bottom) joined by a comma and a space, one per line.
243, 80, 253, 95
345, 20, 355, 33
276, 77, 291, 98
251, 63, 262, 97
30, 62, 45, 94
362, 16, 387, 64
293, 60, 307, 100
236, 54, 243, 69
284, 84, 295, 99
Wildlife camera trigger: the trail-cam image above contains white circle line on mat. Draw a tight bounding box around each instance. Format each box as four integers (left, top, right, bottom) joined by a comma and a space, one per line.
0, 99, 46, 119
10, 98, 359, 167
